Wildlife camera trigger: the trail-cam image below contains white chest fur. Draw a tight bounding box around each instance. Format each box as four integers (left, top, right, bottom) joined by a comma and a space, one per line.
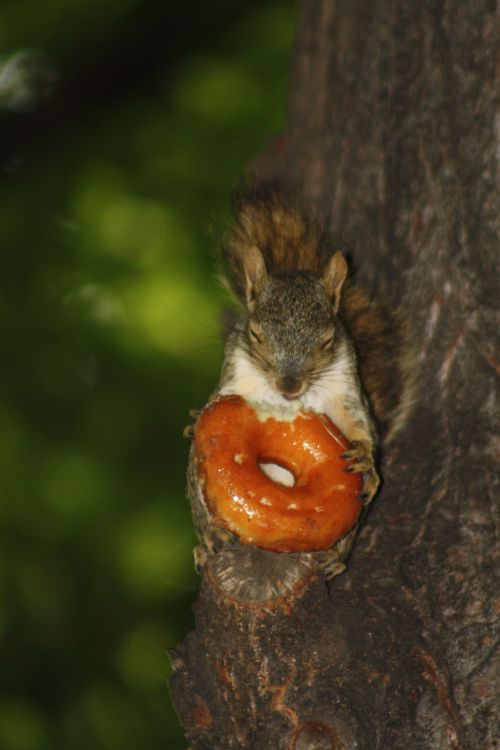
219, 340, 361, 438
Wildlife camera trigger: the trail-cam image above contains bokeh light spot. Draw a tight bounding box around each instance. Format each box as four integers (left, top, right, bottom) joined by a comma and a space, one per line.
115, 504, 196, 597
115, 620, 171, 690
0, 700, 47, 750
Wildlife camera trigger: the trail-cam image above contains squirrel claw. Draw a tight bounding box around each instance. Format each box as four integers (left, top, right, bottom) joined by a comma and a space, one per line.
184, 409, 201, 439
360, 470, 380, 504
341, 439, 380, 502
193, 545, 208, 573
204, 526, 237, 556
341, 441, 373, 474
320, 556, 347, 580
319, 528, 357, 580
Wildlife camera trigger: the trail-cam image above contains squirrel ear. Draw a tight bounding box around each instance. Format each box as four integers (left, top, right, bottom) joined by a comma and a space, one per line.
243, 246, 267, 310
323, 252, 348, 313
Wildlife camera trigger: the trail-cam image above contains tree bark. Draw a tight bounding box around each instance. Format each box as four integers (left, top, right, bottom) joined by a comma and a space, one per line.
169, 1, 499, 748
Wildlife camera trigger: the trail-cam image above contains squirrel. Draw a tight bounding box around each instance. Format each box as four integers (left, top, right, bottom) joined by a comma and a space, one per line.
188, 185, 415, 578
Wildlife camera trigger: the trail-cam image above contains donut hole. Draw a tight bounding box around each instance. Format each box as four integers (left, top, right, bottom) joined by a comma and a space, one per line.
258, 459, 296, 488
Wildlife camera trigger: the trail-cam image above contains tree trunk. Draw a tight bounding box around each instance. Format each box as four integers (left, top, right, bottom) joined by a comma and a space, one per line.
169, 1, 499, 748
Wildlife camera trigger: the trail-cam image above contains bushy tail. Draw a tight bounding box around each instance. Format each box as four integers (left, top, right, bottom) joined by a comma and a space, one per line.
341, 286, 417, 443
221, 185, 328, 299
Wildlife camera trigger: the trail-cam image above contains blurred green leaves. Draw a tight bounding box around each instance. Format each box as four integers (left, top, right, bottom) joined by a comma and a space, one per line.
0, 1, 295, 748
0, 700, 47, 750
176, 58, 264, 123
114, 501, 196, 598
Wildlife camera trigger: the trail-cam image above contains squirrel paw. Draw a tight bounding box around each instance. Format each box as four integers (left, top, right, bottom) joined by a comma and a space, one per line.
183, 408, 201, 439
341, 440, 372, 472
194, 528, 237, 573
204, 526, 238, 556
360, 468, 380, 505
193, 545, 208, 573
319, 526, 358, 580
341, 440, 380, 504
319, 553, 346, 580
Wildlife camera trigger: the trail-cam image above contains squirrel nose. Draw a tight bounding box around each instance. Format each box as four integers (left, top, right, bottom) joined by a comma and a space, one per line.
277, 375, 302, 400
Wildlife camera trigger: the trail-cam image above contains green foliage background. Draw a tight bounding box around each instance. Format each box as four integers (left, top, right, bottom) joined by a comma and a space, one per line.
0, 2, 295, 747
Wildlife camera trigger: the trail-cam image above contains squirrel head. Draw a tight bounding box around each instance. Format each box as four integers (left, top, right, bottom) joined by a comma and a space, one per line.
239, 247, 348, 400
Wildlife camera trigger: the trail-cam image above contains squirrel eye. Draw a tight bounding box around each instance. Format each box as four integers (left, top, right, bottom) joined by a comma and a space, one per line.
249, 325, 262, 343
320, 334, 334, 350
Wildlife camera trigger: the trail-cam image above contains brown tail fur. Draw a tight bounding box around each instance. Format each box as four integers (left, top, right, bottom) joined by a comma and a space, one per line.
341, 287, 416, 442
222, 187, 329, 298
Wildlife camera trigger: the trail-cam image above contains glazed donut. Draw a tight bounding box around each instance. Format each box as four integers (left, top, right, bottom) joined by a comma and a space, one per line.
194, 395, 362, 553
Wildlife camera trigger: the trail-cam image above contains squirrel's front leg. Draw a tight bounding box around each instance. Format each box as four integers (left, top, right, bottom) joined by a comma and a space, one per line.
321, 369, 380, 508
319, 436, 379, 580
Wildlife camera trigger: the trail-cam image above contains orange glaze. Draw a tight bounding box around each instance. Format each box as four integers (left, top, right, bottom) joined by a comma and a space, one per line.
194, 395, 363, 552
